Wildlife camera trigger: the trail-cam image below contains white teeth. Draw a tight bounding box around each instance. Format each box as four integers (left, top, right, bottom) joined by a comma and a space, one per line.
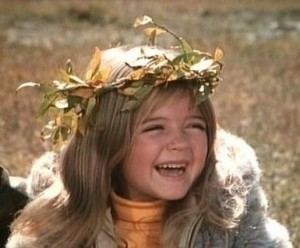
157, 163, 185, 169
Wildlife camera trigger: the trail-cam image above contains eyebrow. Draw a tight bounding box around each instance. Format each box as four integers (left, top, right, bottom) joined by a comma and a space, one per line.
142, 115, 205, 124
142, 117, 165, 124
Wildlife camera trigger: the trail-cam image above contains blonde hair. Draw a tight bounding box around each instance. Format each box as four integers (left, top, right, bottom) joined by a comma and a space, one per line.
11, 46, 241, 247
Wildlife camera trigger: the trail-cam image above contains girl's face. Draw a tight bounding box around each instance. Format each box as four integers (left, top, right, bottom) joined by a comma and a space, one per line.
121, 94, 208, 201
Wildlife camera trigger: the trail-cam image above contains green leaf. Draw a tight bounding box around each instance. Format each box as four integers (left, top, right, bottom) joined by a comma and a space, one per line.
37, 94, 58, 117
121, 85, 152, 111
121, 86, 139, 96
172, 52, 200, 65
121, 85, 154, 111
85, 97, 96, 119
121, 99, 140, 111
134, 85, 153, 100
179, 37, 193, 54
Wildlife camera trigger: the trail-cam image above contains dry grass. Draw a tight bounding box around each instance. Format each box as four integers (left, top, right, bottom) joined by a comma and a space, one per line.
0, 0, 299, 245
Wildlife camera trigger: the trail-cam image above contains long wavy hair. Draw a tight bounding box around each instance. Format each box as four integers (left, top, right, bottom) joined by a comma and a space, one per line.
11, 46, 241, 247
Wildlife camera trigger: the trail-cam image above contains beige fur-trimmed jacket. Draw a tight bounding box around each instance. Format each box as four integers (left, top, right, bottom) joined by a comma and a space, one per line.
6, 129, 293, 247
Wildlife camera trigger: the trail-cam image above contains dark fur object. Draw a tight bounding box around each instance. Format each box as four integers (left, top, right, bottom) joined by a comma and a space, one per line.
0, 166, 28, 248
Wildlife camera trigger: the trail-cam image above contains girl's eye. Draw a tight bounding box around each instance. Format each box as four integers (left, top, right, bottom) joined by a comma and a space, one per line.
187, 123, 206, 131
142, 125, 164, 133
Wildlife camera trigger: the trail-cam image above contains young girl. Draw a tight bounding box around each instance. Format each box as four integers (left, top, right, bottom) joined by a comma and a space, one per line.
7, 18, 291, 248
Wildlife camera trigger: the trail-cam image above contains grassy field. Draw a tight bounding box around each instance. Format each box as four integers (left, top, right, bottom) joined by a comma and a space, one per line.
0, 0, 299, 245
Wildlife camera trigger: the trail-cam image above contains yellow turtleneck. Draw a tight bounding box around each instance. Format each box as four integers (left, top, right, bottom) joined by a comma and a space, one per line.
111, 192, 166, 248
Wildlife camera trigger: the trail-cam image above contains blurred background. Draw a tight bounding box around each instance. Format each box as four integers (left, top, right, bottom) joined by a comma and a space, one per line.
0, 0, 299, 245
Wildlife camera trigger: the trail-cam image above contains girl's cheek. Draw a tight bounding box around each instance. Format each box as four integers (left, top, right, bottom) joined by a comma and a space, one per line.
136, 134, 166, 146
188, 131, 205, 141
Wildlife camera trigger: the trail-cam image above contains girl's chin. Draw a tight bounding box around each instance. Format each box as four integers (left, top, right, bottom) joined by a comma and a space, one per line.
127, 191, 188, 202
156, 191, 188, 201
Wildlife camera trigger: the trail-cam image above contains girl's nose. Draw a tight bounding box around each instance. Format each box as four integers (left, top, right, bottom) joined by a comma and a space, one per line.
166, 131, 189, 151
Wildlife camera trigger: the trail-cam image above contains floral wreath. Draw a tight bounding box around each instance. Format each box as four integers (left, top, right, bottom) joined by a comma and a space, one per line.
17, 16, 224, 150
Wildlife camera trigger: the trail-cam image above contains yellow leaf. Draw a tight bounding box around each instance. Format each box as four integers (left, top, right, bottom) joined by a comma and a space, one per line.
103, 65, 113, 80
120, 87, 139, 96
85, 47, 102, 81
214, 47, 224, 61
129, 68, 145, 80
69, 75, 85, 84
133, 16, 153, 28
58, 69, 71, 82
143, 27, 166, 37
143, 27, 166, 46
92, 65, 112, 83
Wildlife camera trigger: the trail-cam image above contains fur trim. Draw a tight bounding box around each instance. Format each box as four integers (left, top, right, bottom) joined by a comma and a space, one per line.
9, 177, 27, 195
215, 128, 260, 187
193, 129, 293, 247
210, 129, 263, 225
6, 234, 35, 248
26, 151, 57, 198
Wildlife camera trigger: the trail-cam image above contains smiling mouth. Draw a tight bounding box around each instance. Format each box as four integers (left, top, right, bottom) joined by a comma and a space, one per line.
155, 163, 186, 177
